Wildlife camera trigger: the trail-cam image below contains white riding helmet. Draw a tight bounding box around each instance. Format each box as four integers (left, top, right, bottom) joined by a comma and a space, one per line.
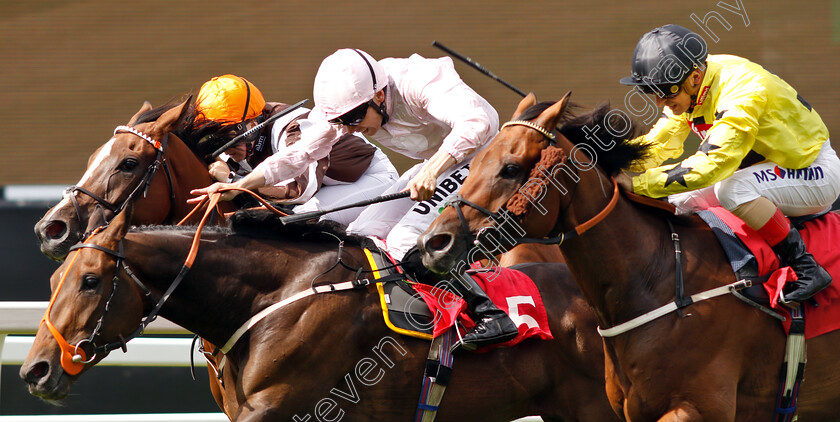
313, 48, 388, 121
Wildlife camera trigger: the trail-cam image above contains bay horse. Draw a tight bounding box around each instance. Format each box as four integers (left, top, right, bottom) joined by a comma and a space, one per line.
418, 93, 840, 421
20, 206, 617, 422
33, 99, 236, 262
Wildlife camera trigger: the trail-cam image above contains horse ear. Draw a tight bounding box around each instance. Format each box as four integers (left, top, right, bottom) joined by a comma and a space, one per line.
511, 92, 538, 121
128, 102, 154, 126
154, 96, 193, 134
535, 91, 572, 132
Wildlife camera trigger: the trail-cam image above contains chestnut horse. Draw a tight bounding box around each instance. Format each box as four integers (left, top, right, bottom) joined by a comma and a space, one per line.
34, 99, 235, 261
33, 100, 562, 265
418, 93, 840, 421
20, 207, 617, 421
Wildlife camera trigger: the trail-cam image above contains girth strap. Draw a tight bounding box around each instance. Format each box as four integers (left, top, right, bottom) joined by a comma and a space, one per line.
773, 308, 806, 421
667, 220, 693, 316
414, 326, 458, 422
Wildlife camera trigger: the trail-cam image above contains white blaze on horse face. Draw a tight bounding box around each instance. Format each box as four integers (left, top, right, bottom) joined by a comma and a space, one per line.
43, 138, 116, 222
78, 138, 116, 186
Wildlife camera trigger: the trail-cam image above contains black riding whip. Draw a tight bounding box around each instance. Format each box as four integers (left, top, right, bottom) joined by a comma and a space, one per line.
279, 191, 410, 225
432, 41, 527, 98
209, 98, 309, 159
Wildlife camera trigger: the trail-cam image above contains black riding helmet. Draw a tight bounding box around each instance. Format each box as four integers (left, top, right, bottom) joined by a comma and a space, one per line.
620, 24, 708, 97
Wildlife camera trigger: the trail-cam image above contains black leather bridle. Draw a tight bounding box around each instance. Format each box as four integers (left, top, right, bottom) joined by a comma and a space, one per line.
65, 125, 176, 236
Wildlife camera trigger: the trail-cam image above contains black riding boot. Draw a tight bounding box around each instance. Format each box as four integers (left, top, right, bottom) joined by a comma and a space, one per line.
448, 273, 518, 349
772, 226, 832, 303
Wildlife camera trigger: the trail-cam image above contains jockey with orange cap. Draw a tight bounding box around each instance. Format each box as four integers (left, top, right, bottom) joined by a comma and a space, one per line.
189, 74, 398, 224
617, 24, 840, 304
190, 51, 518, 349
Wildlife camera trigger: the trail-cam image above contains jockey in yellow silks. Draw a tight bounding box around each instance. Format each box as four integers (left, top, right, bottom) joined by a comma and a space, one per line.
618, 24, 840, 304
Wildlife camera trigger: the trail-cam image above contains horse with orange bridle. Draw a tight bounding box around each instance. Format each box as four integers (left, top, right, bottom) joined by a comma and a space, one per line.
419, 93, 840, 421
20, 204, 618, 421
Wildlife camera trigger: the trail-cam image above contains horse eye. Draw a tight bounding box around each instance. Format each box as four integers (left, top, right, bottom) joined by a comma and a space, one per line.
499, 164, 522, 179
82, 274, 100, 290
118, 158, 139, 172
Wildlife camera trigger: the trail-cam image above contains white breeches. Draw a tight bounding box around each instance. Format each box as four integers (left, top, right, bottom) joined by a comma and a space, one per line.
669, 140, 840, 216
347, 159, 472, 261
293, 149, 399, 225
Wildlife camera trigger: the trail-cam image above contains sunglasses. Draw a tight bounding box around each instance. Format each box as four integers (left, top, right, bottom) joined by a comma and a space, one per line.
637, 84, 681, 99
328, 101, 372, 126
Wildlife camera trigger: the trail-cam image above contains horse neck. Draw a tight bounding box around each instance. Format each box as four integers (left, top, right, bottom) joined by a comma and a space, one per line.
122, 230, 376, 347
553, 161, 676, 329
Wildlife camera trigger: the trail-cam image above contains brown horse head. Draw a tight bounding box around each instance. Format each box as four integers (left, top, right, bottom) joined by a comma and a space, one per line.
34, 98, 216, 261
420, 92, 578, 273
21, 206, 144, 400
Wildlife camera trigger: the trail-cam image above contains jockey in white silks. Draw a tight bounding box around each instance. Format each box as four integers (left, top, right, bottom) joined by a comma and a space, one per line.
189, 74, 398, 226
191, 49, 518, 348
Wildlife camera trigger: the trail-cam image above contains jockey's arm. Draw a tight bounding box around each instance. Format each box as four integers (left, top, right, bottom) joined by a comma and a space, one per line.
189, 119, 338, 204
187, 169, 268, 203
406, 150, 456, 201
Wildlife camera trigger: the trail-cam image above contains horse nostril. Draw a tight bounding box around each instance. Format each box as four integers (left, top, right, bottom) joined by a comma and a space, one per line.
24, 361, 50, 384
44, 221, 67, 240
426, 234, 453, 252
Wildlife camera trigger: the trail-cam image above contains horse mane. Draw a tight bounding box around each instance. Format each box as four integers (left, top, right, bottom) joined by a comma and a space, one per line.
515, 101, 652, 175
229, 208, 378, 249
175, 105, 232, 164
127, 210, 378, 249
129, 224, 231, 235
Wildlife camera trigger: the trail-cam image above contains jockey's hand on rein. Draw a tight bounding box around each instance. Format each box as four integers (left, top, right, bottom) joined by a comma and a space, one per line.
187, 182, 240, 203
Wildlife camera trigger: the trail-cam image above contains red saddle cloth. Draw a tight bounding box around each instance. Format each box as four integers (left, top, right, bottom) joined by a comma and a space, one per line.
709, 207, 840, 339
413, 266, 553, 349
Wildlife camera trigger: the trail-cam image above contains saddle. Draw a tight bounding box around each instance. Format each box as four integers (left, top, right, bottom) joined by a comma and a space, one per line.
697, 206, 840, 339
363, 247, 553, 346
363, 247, 553, 422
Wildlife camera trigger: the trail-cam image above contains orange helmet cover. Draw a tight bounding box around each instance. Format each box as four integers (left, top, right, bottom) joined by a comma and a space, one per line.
196, 74, 266, 124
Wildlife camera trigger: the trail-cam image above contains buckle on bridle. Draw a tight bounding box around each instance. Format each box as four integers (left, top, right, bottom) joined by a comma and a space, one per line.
352, 278, 371, 288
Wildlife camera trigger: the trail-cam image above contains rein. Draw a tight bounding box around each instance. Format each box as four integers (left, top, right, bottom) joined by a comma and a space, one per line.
65, 126, 177, 237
